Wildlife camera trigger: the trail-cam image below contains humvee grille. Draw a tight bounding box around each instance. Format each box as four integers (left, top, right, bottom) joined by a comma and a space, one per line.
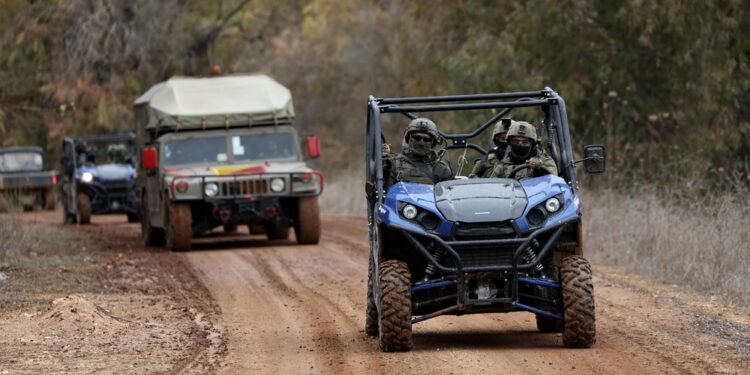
219, 178, 269, 196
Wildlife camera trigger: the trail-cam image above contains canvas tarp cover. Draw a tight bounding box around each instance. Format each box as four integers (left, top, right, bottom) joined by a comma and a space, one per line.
134, 74, 295, 129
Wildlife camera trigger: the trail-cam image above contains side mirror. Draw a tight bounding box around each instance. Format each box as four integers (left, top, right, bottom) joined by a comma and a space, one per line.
582, 145, 606, 174
305, 135, 321, 159
142, 147, 158, 170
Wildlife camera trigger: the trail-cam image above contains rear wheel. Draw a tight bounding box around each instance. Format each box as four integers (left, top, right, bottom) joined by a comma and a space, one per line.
561, 256, 596, 348
378, 259, 412, 352
365, 252, 379, 337
294, 196, 321, 244
165, 202, 192, 251
264, 223, 290, 240
76, 193, 91, 224
141, 192, 165, 246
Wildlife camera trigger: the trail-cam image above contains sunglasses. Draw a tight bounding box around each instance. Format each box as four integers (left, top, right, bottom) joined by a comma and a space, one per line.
411, 134, 434, 143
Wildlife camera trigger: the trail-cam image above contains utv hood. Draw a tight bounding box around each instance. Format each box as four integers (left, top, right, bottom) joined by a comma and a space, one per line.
434, 178, 527, 223
95, 164, 133, 181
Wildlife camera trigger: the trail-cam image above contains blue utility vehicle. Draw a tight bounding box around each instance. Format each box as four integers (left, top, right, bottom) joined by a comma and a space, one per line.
364, 89, 606, 351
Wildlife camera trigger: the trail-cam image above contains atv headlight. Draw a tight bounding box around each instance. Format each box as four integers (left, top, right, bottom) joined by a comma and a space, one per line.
545, 197, 561, 213
270, 178, 285, 192
204, 182, 219, 197
402, 204, 418, 220
81, 172, 94, 183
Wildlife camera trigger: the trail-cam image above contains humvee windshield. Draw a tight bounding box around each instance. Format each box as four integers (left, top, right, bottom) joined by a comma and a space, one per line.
0, 152, 43, 172
163, 136, 228, 166
232, 133, 297, 162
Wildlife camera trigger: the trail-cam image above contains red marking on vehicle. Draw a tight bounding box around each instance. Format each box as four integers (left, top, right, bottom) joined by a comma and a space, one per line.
52, 175, 58, 185
243, 194, 254, 200
165, 168, 180, 173
265, 160, 270, 167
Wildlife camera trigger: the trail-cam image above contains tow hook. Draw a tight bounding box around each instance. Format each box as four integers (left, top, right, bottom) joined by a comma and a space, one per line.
264, 207, 278, 219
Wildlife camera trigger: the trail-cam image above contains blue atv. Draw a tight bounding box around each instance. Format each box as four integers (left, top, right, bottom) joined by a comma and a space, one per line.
364, 89, 606, 351
61, 134, 139, 224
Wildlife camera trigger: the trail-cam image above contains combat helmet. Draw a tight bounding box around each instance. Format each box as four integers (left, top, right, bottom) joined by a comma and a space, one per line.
492, 119, 514, 146
403, 117, 441, 147
506, 121, 539, 143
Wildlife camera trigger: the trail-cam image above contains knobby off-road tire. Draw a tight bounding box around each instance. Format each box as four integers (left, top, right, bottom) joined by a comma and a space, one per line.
365, 252, 379, 337
76, 193, 91, 224
378, 259, 412, 352
561, 256, 596, 348
265, 223, 290, 240
166, 202, 192, 251
536, 315, 563, 333
294, 196, 320, 245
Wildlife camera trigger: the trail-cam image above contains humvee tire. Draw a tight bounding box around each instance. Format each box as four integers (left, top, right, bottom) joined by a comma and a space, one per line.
561, 256, 596, 348
166, 202, 192, 251
76, 193, 91, 224
365, 252, 379, 337
294, 196, 320, 244
140, 192, 165, 246
378, 259, 412, 352
265, 223, 290, 240
536, 315, 563, 333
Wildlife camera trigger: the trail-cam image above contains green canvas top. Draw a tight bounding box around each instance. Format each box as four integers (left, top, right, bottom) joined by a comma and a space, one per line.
134, 73, 295, 130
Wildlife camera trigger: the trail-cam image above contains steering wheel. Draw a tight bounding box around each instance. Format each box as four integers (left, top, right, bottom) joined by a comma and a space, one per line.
507, 163, 553, 179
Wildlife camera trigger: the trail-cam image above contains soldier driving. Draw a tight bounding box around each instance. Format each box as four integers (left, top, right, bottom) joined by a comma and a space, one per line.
490, 120, 557, 179
384, 117, 454, 189
469, 118, 512, 178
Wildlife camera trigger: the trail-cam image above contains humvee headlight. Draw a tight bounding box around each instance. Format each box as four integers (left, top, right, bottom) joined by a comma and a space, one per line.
402, 204, 418, 220
175, 180, 189, 193
204, 183, 219, 197
270, 178, 285, 192
81, 172, 94, 183
545, 197, 561, 213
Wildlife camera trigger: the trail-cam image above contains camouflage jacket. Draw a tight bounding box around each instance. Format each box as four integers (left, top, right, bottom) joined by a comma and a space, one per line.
468, 147, 507, 178
489, 151, 558, 179
384, 151, 453, 188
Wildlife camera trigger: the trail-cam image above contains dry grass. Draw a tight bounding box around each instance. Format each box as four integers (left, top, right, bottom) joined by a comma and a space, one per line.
584, 189, 750, 306
0, 214, 85, 269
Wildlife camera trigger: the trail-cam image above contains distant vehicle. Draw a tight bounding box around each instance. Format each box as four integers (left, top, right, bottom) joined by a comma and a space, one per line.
0, 146, 57, 211
60, 134, 138, 224
364, 89, 606, 351
134, 73, 323, 251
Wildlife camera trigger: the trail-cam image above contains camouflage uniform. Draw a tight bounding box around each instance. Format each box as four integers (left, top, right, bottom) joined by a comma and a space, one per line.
384, 118, 454, 188
490, 121, 558, 179
469, 119, 513, 178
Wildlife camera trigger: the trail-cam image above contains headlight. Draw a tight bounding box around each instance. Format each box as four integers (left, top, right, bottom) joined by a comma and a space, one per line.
204, 183, 219, 197
402, 204, 418, 220
545, 197, 561, 213
175, 180, 189, 193
270, 178, 285, 192
81, 172, 94, 183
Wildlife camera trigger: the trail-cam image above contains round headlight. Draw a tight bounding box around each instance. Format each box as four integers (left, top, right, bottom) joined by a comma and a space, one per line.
204, 182, 219, 197
402, 204, 418, 220
81, 172, 94, 183
175, 180, 189, 193
545, 197, 561, 213
270, 178, 285, 192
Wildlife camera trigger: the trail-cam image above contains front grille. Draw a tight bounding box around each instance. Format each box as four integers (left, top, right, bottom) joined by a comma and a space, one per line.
453, 246, 515, 268
103, 179, 130, 198
218, 178, 269, 197
454, 221, 516, 240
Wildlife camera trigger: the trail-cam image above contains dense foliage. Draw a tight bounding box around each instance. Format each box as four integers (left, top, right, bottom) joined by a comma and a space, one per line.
1, 0, 748, 191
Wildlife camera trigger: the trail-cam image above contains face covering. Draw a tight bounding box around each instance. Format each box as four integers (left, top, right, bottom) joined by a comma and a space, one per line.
510, 144, 532, 162
408, 139, 432, 157
494, 143, 507, 159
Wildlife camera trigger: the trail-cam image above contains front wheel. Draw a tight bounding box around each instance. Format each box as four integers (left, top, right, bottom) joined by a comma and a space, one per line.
165, 202, 192, 251
264, 223, 290, 240
294, 196, 321, 244
561, 256, 596, 348
365, 252, 379, 337
76, 193, 91, 224
378, 259, 412, 352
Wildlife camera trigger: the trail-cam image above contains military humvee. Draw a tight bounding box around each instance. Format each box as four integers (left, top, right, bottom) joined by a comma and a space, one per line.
134, 74, 323, 250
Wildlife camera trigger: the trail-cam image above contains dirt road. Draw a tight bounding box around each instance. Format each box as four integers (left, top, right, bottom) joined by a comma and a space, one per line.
13, 212, 750, 374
